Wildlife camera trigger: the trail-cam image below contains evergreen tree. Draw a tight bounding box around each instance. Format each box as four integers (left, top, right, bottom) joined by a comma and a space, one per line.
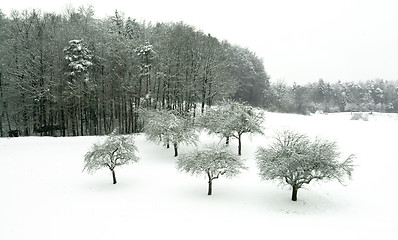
64, 39, 93, 86
63, 39, 93, 136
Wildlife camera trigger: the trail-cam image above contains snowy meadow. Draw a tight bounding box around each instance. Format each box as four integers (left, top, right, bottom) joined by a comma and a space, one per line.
1, 112, 397, 240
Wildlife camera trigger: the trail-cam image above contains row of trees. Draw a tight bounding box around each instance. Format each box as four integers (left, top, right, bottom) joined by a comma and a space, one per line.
266, 78, 398, 114
178, 130, 354, 200
84, 100, 354, 201
84, 128, 354, 201
84, 99, 264, 186
140, 100, 264, 157
0, 7, 269, 137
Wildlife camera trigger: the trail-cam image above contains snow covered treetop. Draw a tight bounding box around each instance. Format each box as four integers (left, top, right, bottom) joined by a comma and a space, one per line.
64, 39, 93, 78
135, 42, 153, 56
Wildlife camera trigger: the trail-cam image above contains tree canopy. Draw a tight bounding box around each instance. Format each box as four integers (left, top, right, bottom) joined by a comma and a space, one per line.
256, 130, 355, 201
140, 109, 198, 156
200, 100, 264, 155
83, 131, 140, 184
177, 144, 246, 195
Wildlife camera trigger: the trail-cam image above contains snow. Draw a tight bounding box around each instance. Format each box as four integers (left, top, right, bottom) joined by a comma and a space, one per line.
1, 112, 397, 240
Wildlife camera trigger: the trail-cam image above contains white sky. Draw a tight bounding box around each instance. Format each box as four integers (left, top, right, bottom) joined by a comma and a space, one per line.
2, 0, 398, 84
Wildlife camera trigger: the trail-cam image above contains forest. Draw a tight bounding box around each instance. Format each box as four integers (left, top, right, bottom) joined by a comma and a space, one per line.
0, 6, 397, 137
0, 7, 268, 137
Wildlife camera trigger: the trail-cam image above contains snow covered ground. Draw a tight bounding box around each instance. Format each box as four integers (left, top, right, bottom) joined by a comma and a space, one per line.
1, 112, 397, 240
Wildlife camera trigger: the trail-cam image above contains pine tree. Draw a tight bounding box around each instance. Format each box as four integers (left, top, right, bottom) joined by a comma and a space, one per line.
63, 39, 93, 135
64, 39, 93, 84
135, 42, 155, 106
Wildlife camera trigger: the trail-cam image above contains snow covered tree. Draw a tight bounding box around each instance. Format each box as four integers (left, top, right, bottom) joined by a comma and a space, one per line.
292, 83, 310, 115
64, 39, 93, 84
83, 132, 139, 184
125, 17, 142, 40
63, 39, 93, 136
200, 100, 264, 155
135, 42, 155, 106
224, 43, 270, 107
199, 103, 235, 145
256, 130, 355, 201
141, 109, 197, 157
177, 144, 246, 195
140, 109, 170, 144
167, 115, 198, 157
228, 101, 264, 155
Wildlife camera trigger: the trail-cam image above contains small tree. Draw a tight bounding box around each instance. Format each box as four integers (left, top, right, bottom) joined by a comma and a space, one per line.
198, 103, 234, 145
200, 100, 264, 155
177, 144, 246, 195
256, 130, 354, 201
83, 132, 139, 184
229, 101, 264, 155
141, 109, 197, 157
140, 109, 172, 146
167, 114, 198, 157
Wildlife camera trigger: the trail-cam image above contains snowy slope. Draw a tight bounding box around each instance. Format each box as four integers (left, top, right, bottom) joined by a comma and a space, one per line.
1, 112, 397, 240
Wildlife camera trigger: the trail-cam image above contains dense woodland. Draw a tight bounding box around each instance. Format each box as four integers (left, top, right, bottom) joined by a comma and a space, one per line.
0, 7, 269, 137
0, 6, 397, 137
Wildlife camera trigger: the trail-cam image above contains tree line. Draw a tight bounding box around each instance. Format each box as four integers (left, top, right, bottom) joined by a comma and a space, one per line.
266, 78, 398, 115
0, 6, 269, 137
1, 6, 397, 137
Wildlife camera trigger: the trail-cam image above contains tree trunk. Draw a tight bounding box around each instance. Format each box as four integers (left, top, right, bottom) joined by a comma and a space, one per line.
174, 143, 178, 157
208, 179, 212, 195
112, 169, 117, 184
238, 134, 242, 155
291, 185, 298, 201
80, 98, 84, 136
61, 109, 66, 137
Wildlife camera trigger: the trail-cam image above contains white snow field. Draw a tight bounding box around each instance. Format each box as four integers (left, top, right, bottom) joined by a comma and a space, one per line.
1, 112, 397, 240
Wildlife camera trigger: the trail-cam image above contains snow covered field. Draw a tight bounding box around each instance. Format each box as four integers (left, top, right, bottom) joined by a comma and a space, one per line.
1, 112, 397, 240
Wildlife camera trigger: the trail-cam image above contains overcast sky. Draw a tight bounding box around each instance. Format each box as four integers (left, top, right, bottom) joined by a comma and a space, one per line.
1, 0, 398, 84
